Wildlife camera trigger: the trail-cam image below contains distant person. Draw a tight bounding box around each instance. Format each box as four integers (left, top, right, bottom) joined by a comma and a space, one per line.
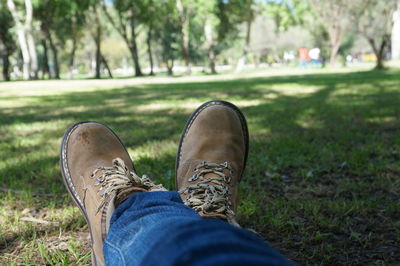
60, 100, 293, 265
298, 48, 310, 68
309, 48, 321, 67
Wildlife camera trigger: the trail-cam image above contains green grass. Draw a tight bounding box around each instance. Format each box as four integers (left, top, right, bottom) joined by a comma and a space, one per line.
1, 67, 399, 264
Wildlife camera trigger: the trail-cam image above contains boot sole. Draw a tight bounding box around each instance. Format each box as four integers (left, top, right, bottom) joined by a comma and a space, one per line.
60, 121, 135, 266
175, 100, 249, 186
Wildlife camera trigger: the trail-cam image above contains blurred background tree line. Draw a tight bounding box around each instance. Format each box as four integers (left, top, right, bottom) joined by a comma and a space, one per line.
0, 0, 399, 81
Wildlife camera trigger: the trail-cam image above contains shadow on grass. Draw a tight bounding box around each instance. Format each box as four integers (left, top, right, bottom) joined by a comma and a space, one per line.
1, 69, 399, 264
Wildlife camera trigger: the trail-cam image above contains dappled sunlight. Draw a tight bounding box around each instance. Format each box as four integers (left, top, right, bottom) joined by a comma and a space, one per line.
129, 139, 177, 160
0, 67, 374, 98
5, 120, 66, 137
330, 84, 378, 96
295, 118, 324, 130
0, 97, 35, 108
269, 84, 322, 96
1, 0, 399, 261
1, 69, 400, 264
135, 101, 200, 113
135, 99, 263, 113
233, 99, 263, 107
294, 108, 324, 130
367, 116, 397, 124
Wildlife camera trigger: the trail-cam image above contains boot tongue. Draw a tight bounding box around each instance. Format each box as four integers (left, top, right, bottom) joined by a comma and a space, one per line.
203, 172, 222, 179
114, 184, 168, 208
114, 187, 148, 207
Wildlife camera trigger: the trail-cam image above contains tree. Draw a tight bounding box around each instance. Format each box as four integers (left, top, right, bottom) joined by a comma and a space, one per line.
254, 0, 308, 65
7, 0, 38, 79
92, 3, 102, 79
35, 0, 64, 79
176, 0, 194, 74
195, 0, 219, 74
150, 0, 180, 75
135, 0, 160, 76
66, 0, 92, 79
102, 0, 143, 76
234, 0, 256, 72
87, 2, 113, 79
0, 1, 16, 81
309, 0, 355, 66
354, 0, 398, 70
204, 15, 218, 73
265, 0, 307, 32
35, 0, 92, 79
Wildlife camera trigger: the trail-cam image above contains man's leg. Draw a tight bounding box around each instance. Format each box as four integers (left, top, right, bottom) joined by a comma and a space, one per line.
104, 191, 292, 266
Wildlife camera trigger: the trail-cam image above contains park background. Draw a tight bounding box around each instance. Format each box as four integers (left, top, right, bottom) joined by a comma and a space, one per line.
1, 0, 400, 264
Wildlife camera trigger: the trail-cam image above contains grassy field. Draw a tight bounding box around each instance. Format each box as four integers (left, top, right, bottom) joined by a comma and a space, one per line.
0, 67, 399, 265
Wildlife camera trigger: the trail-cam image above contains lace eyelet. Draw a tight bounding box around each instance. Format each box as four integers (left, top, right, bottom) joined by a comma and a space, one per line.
188, 174, 198, 182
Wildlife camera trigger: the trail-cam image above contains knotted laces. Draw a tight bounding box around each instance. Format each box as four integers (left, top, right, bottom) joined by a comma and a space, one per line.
90, 158, 165, 213
179, 161, 235, 217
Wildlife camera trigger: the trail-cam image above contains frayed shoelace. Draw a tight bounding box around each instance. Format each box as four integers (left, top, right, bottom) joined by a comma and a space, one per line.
179, 161, 235, 217
90, 158, 165, 213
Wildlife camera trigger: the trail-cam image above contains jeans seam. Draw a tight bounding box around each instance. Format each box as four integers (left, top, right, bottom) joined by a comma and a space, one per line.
104, 238, 127, 265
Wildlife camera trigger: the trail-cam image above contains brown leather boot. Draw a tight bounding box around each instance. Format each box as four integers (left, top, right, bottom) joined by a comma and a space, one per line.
60, 122, 166, 266
176, 100, 249, 225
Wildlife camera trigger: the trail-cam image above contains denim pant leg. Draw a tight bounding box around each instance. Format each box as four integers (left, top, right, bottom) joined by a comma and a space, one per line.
103, 191, 292, 266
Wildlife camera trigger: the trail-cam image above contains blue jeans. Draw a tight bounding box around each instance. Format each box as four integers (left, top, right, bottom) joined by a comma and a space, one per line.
103, 191, 292, 265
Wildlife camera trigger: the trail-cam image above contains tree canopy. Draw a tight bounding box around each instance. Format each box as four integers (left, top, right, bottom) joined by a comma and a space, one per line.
0, 0, 398, 81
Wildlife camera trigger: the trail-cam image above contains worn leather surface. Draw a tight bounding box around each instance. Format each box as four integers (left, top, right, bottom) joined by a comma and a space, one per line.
176, 102, 247, 215
63, 122, 134, 266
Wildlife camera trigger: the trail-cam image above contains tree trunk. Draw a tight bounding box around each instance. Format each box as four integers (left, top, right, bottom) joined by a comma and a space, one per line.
68, 37, 77, 79
94, 29, 101, 79
101, 54, 113, 78
16, 28, 30, 79
7, 0, 30, 79
204, 18, 217, 74
2, 54, 11, 81
26, 33, 38, 79
368, 36, 388, 70
377, 38, 387, 70
129, 13, 142, 77
147, 27, 154, 76
167, 59, 174, 76
328, 21, 343, 66
24, 0, 38, 79
129, 44, 142, 77
376, 55, 384, 70
329, 41, 341, 66
177, 0, 191, 75
41, 39, 50, 79
181, 21, 191, 74
47, 31, 60, 79
236, 18, 252, 72
209, 44, 217, 74
101, 4, 142, 77
94, 7, 101, 79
